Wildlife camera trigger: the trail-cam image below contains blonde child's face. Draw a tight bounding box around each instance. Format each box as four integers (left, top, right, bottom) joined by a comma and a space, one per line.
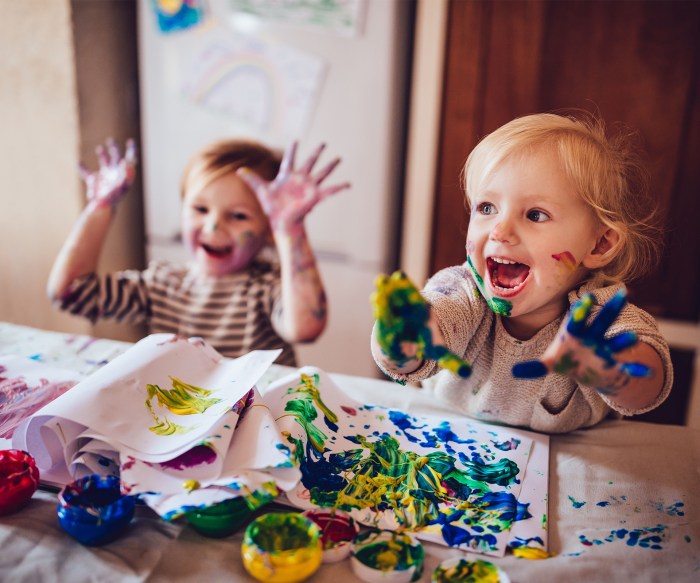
466, 146, 604, 337
181, 171, 270, 277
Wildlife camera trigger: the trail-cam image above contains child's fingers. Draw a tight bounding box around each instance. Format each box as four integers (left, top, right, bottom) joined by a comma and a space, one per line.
124, 139, 137, 165
95, 144, 109, 169
512, 359, 549, 379
607, 330, 637, 353
618, 361, 652, 378
300, 143, 325, 175
313, 157, 340, 185
78, 162, 91, 182
278, 141, 297, 178
566, 293, 593, 337
318, 182, 351, 202
236, 167, 266, 192
588, 290, 627, 339
107, 137, 120, 166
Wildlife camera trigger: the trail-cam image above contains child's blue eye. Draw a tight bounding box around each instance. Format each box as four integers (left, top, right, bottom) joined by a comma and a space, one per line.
477, 202, 496, 215
229, 212, 249, 221
193, 205, 208, 214
527, 209, 550, 222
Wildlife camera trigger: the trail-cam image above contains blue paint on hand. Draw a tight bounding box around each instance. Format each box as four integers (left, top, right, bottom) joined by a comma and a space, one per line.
512, 360, 548, 379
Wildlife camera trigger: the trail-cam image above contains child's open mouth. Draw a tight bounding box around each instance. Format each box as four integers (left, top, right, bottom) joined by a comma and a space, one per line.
201, 243, 233, 258
487, 256, 530, 294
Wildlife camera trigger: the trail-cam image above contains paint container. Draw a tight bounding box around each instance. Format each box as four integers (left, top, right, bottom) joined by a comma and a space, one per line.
351, 529, 424, 583
186, 496, 253, 538
431, 557, 511, 583
57, 474, 135, 546
242, 512, 322, 582
0, 449, 40, 515
302, 509, 358, 563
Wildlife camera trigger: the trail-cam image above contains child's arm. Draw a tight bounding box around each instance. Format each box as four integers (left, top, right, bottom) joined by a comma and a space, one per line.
512, 290, 664, 411
47, 139, 136, 302
238, 142, 349, 343
371, 271, 472, 378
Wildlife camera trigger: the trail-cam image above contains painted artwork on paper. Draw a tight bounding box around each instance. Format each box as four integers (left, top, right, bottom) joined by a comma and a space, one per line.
11, 335, 299, 518
151, 0, 207, 34
262, 368, 548, 557
0, 356, 81, 439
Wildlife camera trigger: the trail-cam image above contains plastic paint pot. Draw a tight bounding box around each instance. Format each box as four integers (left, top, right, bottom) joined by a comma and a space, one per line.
186, 496, 253, 538
351, 529, 424, 583
302, 509, 358, 563
242, 512, 323, 582
0, 449, 40, 515
431, 557, 511, 582
57, 474, 135, 546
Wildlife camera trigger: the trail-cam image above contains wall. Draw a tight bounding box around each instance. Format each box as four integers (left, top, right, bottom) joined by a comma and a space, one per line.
0, 1, 87, 335
0, 1, 145, 343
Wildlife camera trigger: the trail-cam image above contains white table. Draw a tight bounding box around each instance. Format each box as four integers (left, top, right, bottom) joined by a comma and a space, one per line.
1, 322, 699, 582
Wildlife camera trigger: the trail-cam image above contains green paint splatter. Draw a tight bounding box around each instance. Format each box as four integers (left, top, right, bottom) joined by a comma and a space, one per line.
466, 257, 512, 316
433, 558, 501, 582
287, 373, 337, 424
353, 529, 424, 580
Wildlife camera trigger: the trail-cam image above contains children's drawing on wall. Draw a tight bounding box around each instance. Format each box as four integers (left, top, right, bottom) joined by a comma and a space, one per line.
181, 28, 326, 140
263, 367, 549, 557
228, 0, 367, 37
151, 0, 208, 34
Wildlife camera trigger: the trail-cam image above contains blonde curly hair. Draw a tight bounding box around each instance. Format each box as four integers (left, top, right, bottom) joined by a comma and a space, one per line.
462, 112, 662, 285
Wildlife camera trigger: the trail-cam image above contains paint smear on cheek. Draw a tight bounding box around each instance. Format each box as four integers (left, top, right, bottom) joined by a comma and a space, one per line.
551, 251, 578, 272
466, 239, 475, 255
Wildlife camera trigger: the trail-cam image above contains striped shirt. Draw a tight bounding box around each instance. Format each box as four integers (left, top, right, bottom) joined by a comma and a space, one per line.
56, 259, 296, 365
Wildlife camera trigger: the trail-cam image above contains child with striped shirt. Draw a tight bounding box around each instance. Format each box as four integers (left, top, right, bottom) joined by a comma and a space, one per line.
47, 138, 349, 365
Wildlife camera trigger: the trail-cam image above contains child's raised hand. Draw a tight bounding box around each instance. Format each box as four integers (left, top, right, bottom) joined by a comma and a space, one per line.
512, 290, 652, 395
80, 138, 137, 211
372, 271, 472, 378
237, 142, 350, 233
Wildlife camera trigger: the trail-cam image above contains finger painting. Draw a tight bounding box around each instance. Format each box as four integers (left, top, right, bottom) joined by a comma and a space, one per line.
263, 368, 549, 557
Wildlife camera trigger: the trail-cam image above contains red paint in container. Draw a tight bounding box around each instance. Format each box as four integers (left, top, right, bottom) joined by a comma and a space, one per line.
0, 449, 40, 515
302, 509, 358, 563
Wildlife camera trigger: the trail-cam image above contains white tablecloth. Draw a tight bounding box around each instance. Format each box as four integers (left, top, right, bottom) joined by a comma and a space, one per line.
1, 323, 699, 582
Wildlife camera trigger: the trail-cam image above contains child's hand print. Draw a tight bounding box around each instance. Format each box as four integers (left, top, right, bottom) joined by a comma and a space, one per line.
372, 271, 472, 378
512, 290, 652, 394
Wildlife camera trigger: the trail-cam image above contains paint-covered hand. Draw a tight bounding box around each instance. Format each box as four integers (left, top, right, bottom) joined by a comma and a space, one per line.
372, 271, 471, 378
512, 290, 651, 394
81, 138, 137, 212
237, 141, 350, 234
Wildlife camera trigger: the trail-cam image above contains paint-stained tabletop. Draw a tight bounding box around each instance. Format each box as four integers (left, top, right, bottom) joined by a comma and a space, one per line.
1, 322, 698, 582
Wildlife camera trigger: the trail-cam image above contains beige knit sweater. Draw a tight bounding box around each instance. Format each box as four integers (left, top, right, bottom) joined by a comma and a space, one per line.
372, 264, 673, 434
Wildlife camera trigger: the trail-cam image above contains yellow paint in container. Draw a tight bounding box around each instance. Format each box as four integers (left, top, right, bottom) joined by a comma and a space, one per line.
242, 512, 322, 582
